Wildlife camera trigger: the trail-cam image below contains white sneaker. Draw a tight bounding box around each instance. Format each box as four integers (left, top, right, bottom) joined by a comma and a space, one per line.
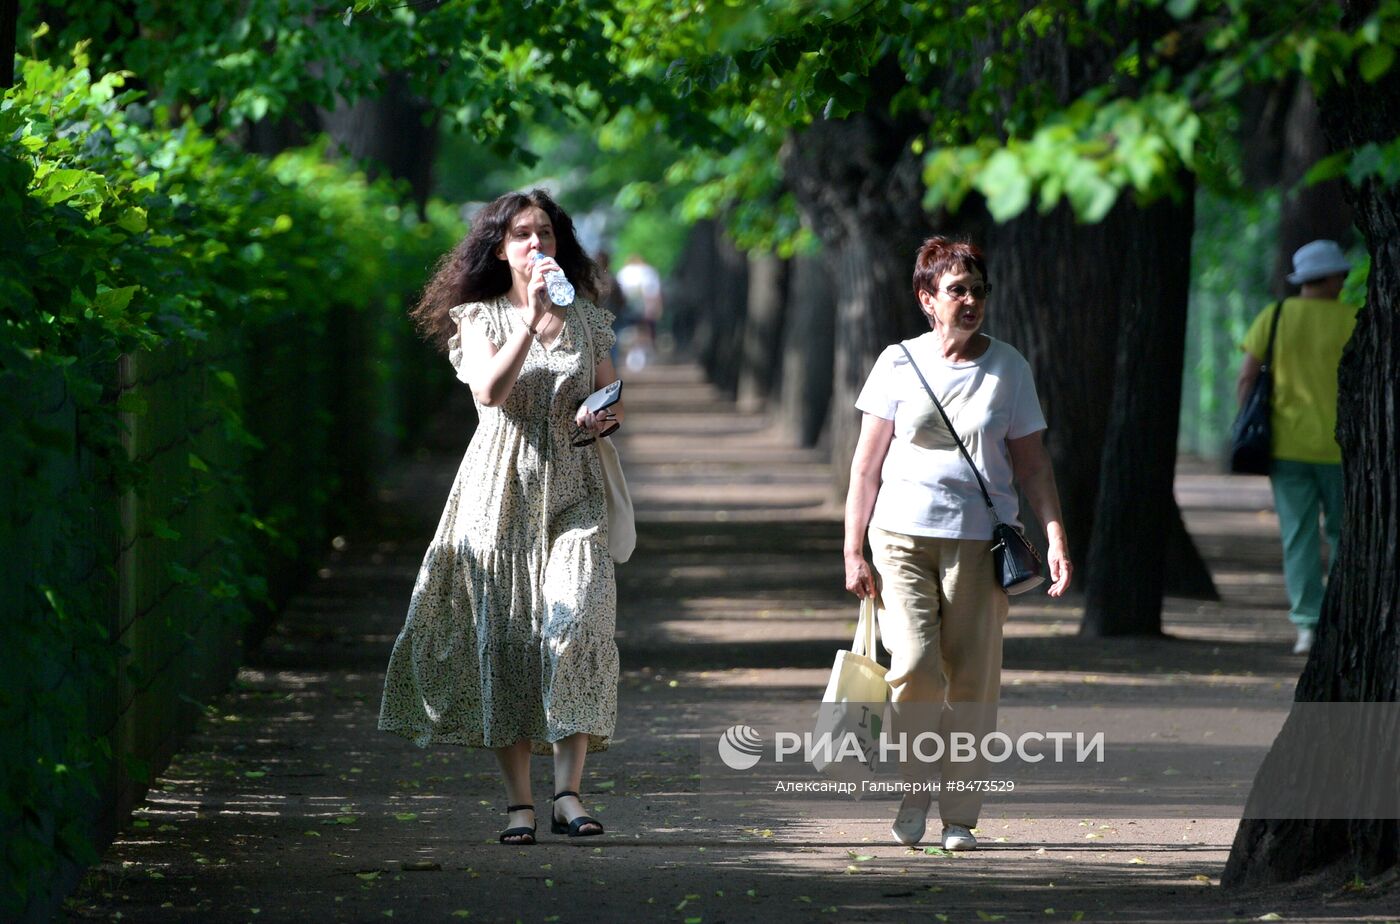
891, 791, 932, 846
1292, 628, 1315, 655
942, 824, 978, 851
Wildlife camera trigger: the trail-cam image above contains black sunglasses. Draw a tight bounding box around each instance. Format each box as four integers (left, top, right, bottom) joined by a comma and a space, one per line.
572, 416, 620, 447
942, 283, 992, 300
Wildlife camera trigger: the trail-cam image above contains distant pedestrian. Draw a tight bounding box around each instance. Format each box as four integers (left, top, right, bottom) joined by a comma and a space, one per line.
615, 253, 664, 370
380, 189, 622, 844
843, 236, 1071, 851
1235, 239, 1358, 655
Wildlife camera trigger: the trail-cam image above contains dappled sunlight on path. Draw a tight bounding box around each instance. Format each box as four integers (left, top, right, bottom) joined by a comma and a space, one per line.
68, 359, 1377, 923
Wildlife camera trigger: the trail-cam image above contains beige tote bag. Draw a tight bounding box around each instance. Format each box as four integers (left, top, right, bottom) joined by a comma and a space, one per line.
580, 309, 636, 562
811, 597, 889, 784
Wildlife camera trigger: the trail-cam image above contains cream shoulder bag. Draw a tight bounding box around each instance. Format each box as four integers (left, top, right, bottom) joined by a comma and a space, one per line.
579, 307, 636, 562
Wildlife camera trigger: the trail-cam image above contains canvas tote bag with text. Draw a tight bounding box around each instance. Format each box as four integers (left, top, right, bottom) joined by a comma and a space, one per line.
811, 597, 890, 784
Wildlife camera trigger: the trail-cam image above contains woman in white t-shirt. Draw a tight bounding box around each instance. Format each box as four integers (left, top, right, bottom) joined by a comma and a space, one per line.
843, 236, 1071, 851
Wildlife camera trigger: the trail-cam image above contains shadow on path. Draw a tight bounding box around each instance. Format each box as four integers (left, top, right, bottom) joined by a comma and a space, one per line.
67, 359, 1382, 923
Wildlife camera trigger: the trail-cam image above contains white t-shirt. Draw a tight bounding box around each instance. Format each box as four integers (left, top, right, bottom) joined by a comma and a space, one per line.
854, 334, 1046, 540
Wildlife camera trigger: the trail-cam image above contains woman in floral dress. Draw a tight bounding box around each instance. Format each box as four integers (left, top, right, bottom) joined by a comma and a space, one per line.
380, 189, 621, 844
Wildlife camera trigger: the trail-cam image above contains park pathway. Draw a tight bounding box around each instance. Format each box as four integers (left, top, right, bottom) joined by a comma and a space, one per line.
67, 360, 1384, 923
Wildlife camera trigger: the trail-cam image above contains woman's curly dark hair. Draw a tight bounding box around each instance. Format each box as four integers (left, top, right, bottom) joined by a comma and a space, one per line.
411, 188, 600, 352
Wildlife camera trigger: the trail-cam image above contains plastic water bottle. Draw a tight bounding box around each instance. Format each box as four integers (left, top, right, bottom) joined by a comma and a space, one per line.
531, 252, 575, 306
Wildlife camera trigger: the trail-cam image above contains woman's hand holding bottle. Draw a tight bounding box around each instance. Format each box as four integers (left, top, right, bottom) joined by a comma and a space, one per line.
525, 254, 558, 329
530, 252, 576, 307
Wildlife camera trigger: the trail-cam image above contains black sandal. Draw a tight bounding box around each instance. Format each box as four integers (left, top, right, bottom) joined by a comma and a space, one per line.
499, 803, 536, 845
550, 790, 604, 837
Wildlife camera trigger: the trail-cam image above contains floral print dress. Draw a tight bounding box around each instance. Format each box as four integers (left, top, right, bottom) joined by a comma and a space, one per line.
379, 296, 619, 754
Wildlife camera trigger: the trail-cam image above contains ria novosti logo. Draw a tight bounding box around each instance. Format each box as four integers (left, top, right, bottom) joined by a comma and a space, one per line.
716, 723, 1105, 770
717, 725, 765, 770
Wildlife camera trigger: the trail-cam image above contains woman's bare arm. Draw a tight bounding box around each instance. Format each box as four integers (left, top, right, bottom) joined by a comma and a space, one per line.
460, 320, 536, 407
1236, 352, 1263, 408
1007, 429, 1072, 597
844, 414, 895, 599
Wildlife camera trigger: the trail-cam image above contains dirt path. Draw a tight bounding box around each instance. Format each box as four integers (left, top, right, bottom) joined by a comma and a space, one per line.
67, 361, 1393, 923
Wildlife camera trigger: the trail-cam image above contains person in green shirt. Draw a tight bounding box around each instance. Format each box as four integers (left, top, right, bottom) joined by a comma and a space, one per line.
1236, 240, 1358, 655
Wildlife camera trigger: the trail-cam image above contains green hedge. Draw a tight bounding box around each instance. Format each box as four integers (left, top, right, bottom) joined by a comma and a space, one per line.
0, 50, 461, 916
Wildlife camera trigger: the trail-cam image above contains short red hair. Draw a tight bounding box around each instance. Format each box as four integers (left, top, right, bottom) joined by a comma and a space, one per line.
912, 236, 988, 301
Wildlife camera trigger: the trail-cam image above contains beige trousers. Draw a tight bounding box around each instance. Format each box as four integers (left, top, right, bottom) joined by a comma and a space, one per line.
870, 526, 1008, 827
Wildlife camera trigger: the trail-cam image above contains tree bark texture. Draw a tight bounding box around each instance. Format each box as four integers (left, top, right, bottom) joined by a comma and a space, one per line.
782, 111, 931, 493
776, 253, 837, 447
983, 8, 1216, 615
671, 220, 750, 396
318, 72, 439, 211
983, 195, 1216, 614
1080, 186, 1200, 634
737, 254, 791, 411
1226, 5, 1400, 884
981, 203, 1123, 573
696, 226, 750, 398
666, 218, 718, 352
1271, 81, 1356, 298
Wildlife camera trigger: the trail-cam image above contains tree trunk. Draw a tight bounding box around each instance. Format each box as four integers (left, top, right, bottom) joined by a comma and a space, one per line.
776, 253, 837, 447
1163, 502, 1220, 600
781, 111, 931, 493
318, 71, 439, 212
979, 9, 1218, 611
666, 219, 718, 353
673, 220, 749, 394
242, 109, 316, 157
737, 254, 790, 412
2, 0, 18, 89
691, 224, 749, 398
1271, 81, 1355, 298
1225, 4, 1400, 884
828, 229, 926, 489
1081, 185, 1199, 634
981, 204, 1123, 574
983, 195, 1217, 611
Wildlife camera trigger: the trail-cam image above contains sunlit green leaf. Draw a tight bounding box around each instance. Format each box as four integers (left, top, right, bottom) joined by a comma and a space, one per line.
1359, 44, 1396, 83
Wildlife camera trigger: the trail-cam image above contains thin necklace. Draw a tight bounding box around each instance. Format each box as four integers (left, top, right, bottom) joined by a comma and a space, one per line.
507, 294, 561, 340
535, 312, 559, 340
521, 305, 565, 342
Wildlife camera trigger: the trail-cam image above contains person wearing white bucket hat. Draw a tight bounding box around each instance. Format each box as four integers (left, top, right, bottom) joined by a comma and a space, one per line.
1236, 239, 1359, 655
1285, 239, 1353, 285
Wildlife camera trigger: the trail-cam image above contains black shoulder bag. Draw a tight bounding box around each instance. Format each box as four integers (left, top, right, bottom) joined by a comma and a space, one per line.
1228, 301, 1283, 476
898, 344, 1046, 595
